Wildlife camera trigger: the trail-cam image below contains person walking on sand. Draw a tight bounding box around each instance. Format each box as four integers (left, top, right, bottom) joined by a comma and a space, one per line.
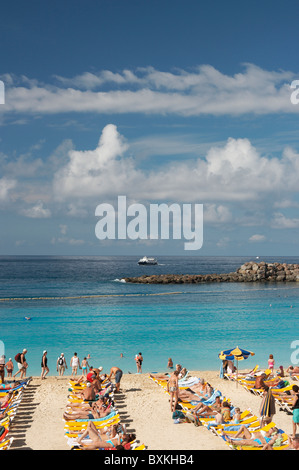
70, 352, 81, 377
167, 370, 180, 412
13, 349, 27, 378
41, 350, 49, 379
108, 366, 123, 393
57, 353, 67, 376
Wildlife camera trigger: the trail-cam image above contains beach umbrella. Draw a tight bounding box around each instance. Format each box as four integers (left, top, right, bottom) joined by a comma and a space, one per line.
219, 346, 255, 386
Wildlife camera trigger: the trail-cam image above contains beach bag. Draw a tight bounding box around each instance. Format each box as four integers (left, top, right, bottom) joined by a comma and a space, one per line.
172, 410, 185, 420
14, 353, 21, 363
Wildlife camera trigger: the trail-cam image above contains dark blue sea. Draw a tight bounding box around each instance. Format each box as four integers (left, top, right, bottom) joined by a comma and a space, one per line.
0, 255, 298, 376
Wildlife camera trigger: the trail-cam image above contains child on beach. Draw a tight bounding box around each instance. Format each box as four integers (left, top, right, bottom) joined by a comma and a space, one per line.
81, 357, 90, 376
268, 354, 275, 374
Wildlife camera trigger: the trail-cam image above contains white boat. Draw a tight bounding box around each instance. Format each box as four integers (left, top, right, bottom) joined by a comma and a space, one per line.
138, 256, 158, 265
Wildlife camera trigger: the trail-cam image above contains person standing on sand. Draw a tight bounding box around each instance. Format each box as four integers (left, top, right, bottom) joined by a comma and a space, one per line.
41, 350, 49, 379
135, 352, 143, 373
0, 355, 5, 383
70, 352, 81, 377
167, 370, 180, 412
108, 366, 123, 393
5, 358, 14, 378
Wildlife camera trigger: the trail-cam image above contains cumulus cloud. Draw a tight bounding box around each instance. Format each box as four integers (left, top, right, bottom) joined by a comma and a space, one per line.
52, 125, 299, 209
1, 64, 297, 117
53, 124, 139, 200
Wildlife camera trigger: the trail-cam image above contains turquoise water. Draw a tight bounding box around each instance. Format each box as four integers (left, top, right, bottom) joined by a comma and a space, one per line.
0, 256, 298, 376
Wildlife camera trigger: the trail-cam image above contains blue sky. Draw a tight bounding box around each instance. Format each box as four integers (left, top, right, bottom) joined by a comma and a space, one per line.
1, 0, 299, 256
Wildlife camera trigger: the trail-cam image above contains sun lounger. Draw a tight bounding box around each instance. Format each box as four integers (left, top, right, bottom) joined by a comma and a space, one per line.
0, 437, 14, 451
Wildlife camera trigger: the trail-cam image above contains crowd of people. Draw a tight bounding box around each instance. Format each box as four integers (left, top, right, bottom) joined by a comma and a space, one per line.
151, 362, 299, 450
64, 365, 139, 450
0, 349, 147, 383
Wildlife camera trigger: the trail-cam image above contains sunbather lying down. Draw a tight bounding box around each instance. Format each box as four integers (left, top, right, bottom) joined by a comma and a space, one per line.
74, 421, 135, 450
222, 425, 280, 448
63, 402, 112, 421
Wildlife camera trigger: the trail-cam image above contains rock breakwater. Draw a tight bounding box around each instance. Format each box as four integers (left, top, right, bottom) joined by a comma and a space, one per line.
123, 262, 299, 284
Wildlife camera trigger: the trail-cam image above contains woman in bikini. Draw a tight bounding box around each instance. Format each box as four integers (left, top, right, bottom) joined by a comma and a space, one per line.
167, 370, 180, 412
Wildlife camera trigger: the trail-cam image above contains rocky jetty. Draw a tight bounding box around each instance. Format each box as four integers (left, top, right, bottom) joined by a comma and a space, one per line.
123, 261, 299, 284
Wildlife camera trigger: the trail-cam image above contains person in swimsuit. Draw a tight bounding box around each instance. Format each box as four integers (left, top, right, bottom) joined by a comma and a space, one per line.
81, 357, 90, 377
167, 358, 173, 369
268, 354, 275, 374
75, 421, 122, 450
135, 352, 143, 373
222, 425, 279, 447
0, 355, 5, 383
5, 358, 14, 378
41, 350, 49, 379
108, 366, 123, 393
167, 370, 180, 412
291, 384, 299, 438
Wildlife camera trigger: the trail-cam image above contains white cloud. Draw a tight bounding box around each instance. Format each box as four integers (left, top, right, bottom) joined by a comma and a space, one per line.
249, 234, 266, 242
0, 177, 16, 201
53, 123, 139, 200
52, 125, 299, 214
1, 64, 297, 117
272, 212, 299, 229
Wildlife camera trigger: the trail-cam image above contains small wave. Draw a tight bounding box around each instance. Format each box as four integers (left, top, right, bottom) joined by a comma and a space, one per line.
113, 278, 126, 283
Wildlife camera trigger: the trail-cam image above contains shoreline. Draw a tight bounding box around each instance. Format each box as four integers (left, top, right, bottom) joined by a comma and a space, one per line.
5, 370, 298, 450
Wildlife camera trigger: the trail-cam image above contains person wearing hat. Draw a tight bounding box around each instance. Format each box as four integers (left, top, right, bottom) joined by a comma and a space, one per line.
57, 353, 67, 376
13, 349, 28, 378
5, 358, 14, 378
41, 350, 49, 379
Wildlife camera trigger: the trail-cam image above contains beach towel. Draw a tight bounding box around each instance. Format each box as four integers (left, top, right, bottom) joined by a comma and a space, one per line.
201, 390, 221, 406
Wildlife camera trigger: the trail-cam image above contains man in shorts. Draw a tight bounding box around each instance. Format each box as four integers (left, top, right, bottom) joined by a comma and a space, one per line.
108, 366, 123, 393
13, 349, 27, 378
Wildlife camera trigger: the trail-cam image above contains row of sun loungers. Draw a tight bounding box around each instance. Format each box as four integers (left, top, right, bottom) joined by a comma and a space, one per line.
225, 367, 298, 417
149, 371, 290, 450
0, 377, 32, 450
63, 377, 145, 450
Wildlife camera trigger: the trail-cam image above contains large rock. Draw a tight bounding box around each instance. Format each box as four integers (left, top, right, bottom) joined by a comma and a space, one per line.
124, 261, 299, 284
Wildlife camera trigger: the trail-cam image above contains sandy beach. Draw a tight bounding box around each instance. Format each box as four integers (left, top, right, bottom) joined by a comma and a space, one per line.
5, 369, 297, 451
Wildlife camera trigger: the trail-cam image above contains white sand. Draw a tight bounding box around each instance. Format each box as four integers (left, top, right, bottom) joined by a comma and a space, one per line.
7, 371, 296, 450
